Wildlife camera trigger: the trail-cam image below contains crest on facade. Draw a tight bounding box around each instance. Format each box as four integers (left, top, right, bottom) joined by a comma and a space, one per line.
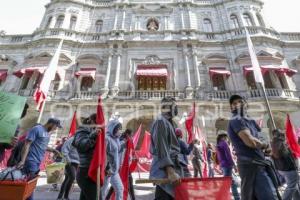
143, 55, 161, 65
147, 18, 159, 31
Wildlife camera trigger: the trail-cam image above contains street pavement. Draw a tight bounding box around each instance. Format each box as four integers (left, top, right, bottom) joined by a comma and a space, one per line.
34, 172, 155, 200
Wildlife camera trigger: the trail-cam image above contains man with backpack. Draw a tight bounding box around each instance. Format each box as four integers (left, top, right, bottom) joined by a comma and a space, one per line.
271, 129, 300, 200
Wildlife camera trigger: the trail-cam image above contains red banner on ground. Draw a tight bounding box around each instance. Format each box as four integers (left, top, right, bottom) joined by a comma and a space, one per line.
175, 177, 232, 200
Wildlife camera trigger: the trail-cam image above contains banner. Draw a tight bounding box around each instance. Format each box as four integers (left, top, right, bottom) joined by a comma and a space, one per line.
175, 177, 232, 200
0, 91, 26, 143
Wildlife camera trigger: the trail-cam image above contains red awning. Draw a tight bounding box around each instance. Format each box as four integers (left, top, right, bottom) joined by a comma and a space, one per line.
243, 65, 297, 77
136, 67, 168, 77
209, 68, 231, 77
0, 69, 8, 81
13, 67, 64, 78
75, 68, 96, 79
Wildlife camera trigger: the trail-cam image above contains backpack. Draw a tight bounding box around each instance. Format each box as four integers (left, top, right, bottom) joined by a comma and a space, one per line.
212, 151, 219, 165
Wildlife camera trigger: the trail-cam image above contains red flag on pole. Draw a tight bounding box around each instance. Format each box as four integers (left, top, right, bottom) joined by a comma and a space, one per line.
132, 124, 142, 148
185, 102, 196, 144
68, 111, 77, 137
285, 114, 300, 158
197, 127, 208, 178
88, 96, 106, 185
136, 131, 152, 159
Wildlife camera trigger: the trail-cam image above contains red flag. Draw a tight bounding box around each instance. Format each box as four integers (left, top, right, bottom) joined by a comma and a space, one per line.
185, 102, 196, 144
175, 177, 232, 200
285, 114, 300, 158
132, 124, 142, 148
88, 96, 106, 185
112, 138, 134, 200
197, 127, 208, 178
68, 111, 77, 137
136, 131, 152, 159
33, 40, 63, 111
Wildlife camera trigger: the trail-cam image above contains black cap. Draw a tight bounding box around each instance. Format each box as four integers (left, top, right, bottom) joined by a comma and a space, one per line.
47, 118, 62, 128
229, 94, 243, 105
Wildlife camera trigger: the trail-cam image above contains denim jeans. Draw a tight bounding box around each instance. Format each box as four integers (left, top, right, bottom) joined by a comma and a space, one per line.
278, 170, 300, 200
222, 167, 240, 200
101, 173, 124, 200
23, 161, 40, 200
208, 163, 214, 178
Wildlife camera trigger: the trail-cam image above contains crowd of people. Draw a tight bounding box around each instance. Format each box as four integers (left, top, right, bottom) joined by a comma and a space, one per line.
0, 94, 300, 200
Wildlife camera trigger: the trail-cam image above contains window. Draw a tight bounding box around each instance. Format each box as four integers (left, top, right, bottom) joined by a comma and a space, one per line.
20, 75, 30, 90
80, 77, 94, 91
263, 72, 275, 89
55, 15, 65, 28
69, 16, 77, 30
45, 16, 52, 29
278, 74, 289, 89
203, 18, 213, 32
230, 14, 240, 29
212, 75, 226, 91
256, 13, 265, 27
52, 74, 61, 91
33, 74, 42, 89
246, 73, 257, 89
95, 20, 103, 33
243, 13, 254, 26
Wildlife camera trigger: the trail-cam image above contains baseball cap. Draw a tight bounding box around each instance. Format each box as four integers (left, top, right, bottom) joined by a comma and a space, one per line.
47, 118, 62, 128
229, 94, 244, 105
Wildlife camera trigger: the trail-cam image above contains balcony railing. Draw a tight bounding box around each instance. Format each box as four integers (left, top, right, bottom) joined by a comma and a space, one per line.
117, 90, 186, 100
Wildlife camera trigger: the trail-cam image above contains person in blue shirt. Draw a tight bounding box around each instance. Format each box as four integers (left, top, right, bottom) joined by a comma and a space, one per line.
227, 94, 279, 200
17, 118, 62, 200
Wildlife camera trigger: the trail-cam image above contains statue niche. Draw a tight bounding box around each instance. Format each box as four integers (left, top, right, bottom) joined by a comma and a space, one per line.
147, 18, 159, 31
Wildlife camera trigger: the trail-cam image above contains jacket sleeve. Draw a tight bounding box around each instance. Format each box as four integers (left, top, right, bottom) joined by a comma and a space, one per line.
152, 119, 174, 169
223, 142, 234, 165
180, 140, 194, 155
74, 129, 97, 153
61, 139, 71, 163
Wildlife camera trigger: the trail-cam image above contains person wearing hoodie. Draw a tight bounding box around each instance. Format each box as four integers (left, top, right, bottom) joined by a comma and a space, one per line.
73, 114, 100, 200
57, 136, 79, 200
101, 119, 126, 200
216, 131, 240, 200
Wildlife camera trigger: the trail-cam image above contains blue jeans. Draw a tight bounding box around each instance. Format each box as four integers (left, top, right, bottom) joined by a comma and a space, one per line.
208, 163, 214, 177
278, 170, 300, 200
222, 167, 240, 200
23, 161, 40, 200
101, 173, 124, 200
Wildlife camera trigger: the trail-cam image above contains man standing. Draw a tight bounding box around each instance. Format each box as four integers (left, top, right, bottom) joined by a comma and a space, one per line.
227, 94, 278, 200
17, 118, 62, 200
192, 140, 203, 178
150, 97, 186, 200
206, 143, 215, 177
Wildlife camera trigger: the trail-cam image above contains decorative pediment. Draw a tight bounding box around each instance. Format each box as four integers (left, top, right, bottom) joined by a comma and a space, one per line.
143, 55, 161, 65
24, 52, 72, 65
202, 54, 229, 65
235, 50, 282, 63
76, 54, 103, 65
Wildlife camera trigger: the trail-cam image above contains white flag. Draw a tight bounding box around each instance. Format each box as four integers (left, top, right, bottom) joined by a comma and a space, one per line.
245, 29, 265, 85
33, 39, 63, 110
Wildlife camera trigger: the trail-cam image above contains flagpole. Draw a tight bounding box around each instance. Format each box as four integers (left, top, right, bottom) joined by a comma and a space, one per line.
37, 100, 46, 123
97, 166, 100, 200
259, 83, 277, 131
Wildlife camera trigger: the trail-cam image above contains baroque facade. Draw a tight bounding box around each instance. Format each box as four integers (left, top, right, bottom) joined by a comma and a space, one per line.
1, 0, 300, 141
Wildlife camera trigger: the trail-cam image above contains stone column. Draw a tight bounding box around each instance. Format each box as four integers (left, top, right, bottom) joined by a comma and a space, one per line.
192, 51, 201, 88
121, 8, 126, 30
63, 13, 71, 29
184, 50, 191, 87
114, 8, 119, 30
187, 6, 192, 29
180, 6, 185, 29
104, 53, 113, 90
164, 16, 168, 30
114, 53, 121, 88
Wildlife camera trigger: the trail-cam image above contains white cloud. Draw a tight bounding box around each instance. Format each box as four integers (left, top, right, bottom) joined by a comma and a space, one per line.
0, 0, 299, 34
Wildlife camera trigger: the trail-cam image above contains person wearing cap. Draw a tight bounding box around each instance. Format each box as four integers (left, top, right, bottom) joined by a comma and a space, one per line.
191, 139, 204, 178
227, 94, 278, 200
216, 131, 240, 200
150, 97, 186, 200
175, 128, 195, 177
16, 117, 62, 200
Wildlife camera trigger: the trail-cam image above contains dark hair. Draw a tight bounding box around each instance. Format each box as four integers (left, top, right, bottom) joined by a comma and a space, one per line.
161, 96, 176, 109
123, 129, 133, 136
229, 94, 243, 105
82, 113, 97, 125
216, 134, 227, 144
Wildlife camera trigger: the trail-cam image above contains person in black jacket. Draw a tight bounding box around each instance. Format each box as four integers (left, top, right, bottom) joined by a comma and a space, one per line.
271, 129, 300, 200
73, 114, 100, 200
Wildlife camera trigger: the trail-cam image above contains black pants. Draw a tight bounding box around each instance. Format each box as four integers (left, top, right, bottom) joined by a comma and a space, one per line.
105, 174, 135, 200
58, 163, 78, 199
76, 167, 97, 200
154, 185, 173, 200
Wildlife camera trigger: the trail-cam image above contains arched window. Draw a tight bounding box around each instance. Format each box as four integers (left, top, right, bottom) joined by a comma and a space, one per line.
95, 20, 103, 33
55, 15, 65, 28
45, 16, 52, 29
230, 14, 240, 29
203, 18, 213, 32
80, 77, 94, 91
256, 13, 265, 27
69, 16, 77, 30
243, 13, 254, 26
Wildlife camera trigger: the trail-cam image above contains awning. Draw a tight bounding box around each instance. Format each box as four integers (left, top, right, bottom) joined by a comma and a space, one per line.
13, 67, 64, 78
75, 68, 96, 79
0, 69, 8, 81
209, 68, 231, 77
243, 65, 298, 77
136, 67, 168, 78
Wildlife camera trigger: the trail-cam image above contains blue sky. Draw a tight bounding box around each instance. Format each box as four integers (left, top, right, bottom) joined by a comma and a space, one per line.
0, 0, 299, 34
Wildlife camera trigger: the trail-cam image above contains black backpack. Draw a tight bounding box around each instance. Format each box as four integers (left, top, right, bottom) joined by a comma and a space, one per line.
7, 141, 25, 167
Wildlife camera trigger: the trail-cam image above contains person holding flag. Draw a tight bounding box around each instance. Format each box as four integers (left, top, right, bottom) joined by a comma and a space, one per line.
101, 119, 126, 200
150, 97, 187, 200
73, 114, 100, 200
227, 94, 279, 200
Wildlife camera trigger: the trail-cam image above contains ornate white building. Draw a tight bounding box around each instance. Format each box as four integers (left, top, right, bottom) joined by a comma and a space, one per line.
1, 0, 300, 141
